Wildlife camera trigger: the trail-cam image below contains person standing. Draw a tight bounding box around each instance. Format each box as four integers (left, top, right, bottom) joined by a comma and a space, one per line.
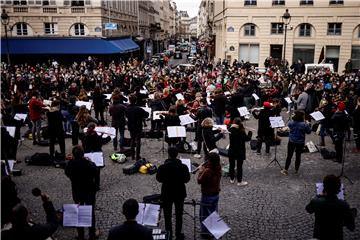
194, 98, 213, 159
126, 94, 149, 160
281, 110, 311, 175
65, 145, 98, 240
109, 96, 127, 151
201, 118, 224, 156
156, 147, 190, 240
228, 117, 252, 186
211, 89, 227, 125
252, 101, 274, 155
197, 152, 221, 238
331, 102, 350, 163
306, 175, 355, 240
107, 199, 153, 240
46, 100, 66, 159
28, 91, 44, 145
352, 97, 360, 152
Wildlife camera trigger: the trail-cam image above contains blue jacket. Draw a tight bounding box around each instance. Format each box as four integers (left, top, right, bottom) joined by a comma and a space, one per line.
288, 120, 311, 144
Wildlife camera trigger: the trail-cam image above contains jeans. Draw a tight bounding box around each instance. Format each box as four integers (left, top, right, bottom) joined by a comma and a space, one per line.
200, 194, 219, 233
130, 131, 142, 160
113, 127, 125, 149
61, 110, 73, 132
163, 198, 184, 238
284, 141, 304, 171
243, 96, 253, 109
215, 114, 224, 125
31, 119, 42, 142
229, 157, 244, 182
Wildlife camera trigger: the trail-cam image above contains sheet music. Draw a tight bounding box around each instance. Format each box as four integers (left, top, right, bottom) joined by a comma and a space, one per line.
316, 183, 344, 200
179, 114, 196, 125
224, 91, 231, 96
284, 97, 292, 104
202, 211, 230, 240
310, 111, 325, 121
238, 107, 250, 116
153, 111, 168, 120
63, 204, 92, 227
76, 101, 92, 111
104, 94, 112, 100
141, 107, 152, 117
140, 89, 148, 94
180, 158, 192, 172
136, 203, 160, 227
84, 152, 104, 167
148, 94, 155, 100
5, 126, 16, 138
14, 113, 27, 121
306, 141, 318, 153
252, 93, 260, 100
213, 125, 228, 133
84, 127, 116, 140
175, 93, 184, 100
43, 100, 52, 106
167, 126, 186, 138
269, 117, 285, 128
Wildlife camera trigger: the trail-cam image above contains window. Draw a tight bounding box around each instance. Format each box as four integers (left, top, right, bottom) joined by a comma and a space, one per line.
14, 0, 27, 5
16, 23, 28, 35
44, 23, 57, 34
271, 23, 284, 34
299, 23, 311, 37
328, 23, 342, 35
71, 0, 84, 6
272, 0, 285, 5
244, 0, 257, 5
300, 0, 313, 5
74, 23, 85, 35
358, 27, 360, 38
244, 24, 256, 36
239, 44, 259, 65
293, 45, 315, 64
329, 0, 344, 4
351, 46, 360, 70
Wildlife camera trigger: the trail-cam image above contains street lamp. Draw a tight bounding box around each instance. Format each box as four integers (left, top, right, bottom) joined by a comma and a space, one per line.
1, 9, 11, 65
281, 9, 291, 62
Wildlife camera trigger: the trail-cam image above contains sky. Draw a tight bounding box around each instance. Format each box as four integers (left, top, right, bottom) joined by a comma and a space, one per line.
173, 0, 202, 18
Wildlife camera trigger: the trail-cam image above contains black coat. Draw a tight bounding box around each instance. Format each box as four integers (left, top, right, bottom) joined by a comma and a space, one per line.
82, 132, 110, 153
65, 158, 97, 203
212, 94, 227, 116
92, 92, 106, 110
156, 158, 190, 201
126, 104, 149, 134
109, 103, 126, 129
202, 127, 223, 151
107, 221, 153, 240
228, 126, 252, 160
253, 108, 274, 138
46, 109, 65, 136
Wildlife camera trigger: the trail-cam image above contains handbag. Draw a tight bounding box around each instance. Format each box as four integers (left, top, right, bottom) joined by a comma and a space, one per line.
202, 129, 219, 154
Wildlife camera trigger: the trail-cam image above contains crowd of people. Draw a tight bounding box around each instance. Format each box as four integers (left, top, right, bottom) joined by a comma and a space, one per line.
1, 53, 359, 239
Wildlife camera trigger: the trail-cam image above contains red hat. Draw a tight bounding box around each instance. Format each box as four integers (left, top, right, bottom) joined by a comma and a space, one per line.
263, 102, 272, 108
338, 101, 346, 111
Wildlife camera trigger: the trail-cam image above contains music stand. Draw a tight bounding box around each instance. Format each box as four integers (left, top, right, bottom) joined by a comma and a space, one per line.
266, 117, 284, 170
338, 134, 353, 184
183, 199, 212, 240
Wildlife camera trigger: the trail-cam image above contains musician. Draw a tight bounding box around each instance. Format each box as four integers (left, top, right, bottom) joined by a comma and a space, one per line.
149, 92, 166, 133
306, 175, 355, 240
281, 110, 311, 175
331, 102, 351, 163
92, 86, 107, 124
352, 97, 360, 152
28, 91, 45, 145
194, 99, 213, 159
75, 106, 98, 144
175, 99, 188, 116
156, 147, 190, 240
252, 101, 275, 155
109, 96, 127, 151
228, 118, 252, 186
201, 118, 224, 156
162, 106, 181, 146
126, 94, 149, 160
197, 153, 221, 237
211, 89, 228, 125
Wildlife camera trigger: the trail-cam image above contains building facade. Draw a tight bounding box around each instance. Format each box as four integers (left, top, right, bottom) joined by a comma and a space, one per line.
189, 16, 197, 39
178, 10, 190, 40
212, 0, 360, 71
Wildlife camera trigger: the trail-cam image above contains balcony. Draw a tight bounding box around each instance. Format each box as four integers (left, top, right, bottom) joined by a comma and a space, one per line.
43, 8, 57, 13
13, 7, 28, 13
71, 7, 85, 13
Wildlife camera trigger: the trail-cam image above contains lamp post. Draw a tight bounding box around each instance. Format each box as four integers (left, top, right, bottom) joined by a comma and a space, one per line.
1, 9, 11, 65
281, 9, 291, 62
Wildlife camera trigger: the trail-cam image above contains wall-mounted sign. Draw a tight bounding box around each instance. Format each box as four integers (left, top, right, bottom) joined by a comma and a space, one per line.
94, 27, 102, 32
229, 46, 235, 51
105, 23, 118, 30
227, 26, 234, 32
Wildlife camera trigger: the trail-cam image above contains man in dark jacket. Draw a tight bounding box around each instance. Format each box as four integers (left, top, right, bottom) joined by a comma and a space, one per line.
156, 147, 190, 240
109, 96, 127, 151
126, 94, 149, 160
1, 192, 58, 240
65, 145, 98, 240
306, 175, 355, 240
46, 100, 66, 159
331, 102, 350, 163
107, 199, 153, 240
211, 89, 227, 125
194, 98, 213, 158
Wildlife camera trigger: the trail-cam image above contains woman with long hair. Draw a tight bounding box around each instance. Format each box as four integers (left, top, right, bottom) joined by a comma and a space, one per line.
228, 117, 252, 186
201, 117, 224, 156
75, 106, 98, 143
281, 110, 311, 175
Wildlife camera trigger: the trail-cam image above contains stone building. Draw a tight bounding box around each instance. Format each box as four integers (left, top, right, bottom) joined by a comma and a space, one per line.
212, 0, 360, 71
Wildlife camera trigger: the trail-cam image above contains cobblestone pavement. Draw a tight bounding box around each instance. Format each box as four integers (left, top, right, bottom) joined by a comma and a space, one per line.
10, 112, 360, 240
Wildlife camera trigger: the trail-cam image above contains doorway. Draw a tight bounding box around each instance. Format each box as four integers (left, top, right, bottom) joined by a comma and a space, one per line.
270, 44, 283, 65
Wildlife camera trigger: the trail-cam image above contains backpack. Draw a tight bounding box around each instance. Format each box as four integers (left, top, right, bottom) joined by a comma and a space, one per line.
250, 139, 258, 150
320, 148, 336, 159
26, 153, 52, 166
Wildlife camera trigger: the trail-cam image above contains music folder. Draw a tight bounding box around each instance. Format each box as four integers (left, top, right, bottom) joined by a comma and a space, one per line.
167, 126, 186, 138
310, 111, 325, 121
269, 117, 285, 128
63, 204, 92, 227
136, 203, 160, 227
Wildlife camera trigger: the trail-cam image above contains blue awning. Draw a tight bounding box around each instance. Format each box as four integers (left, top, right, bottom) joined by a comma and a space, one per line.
109, 38, 140, 53
0, 37, 139, 55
